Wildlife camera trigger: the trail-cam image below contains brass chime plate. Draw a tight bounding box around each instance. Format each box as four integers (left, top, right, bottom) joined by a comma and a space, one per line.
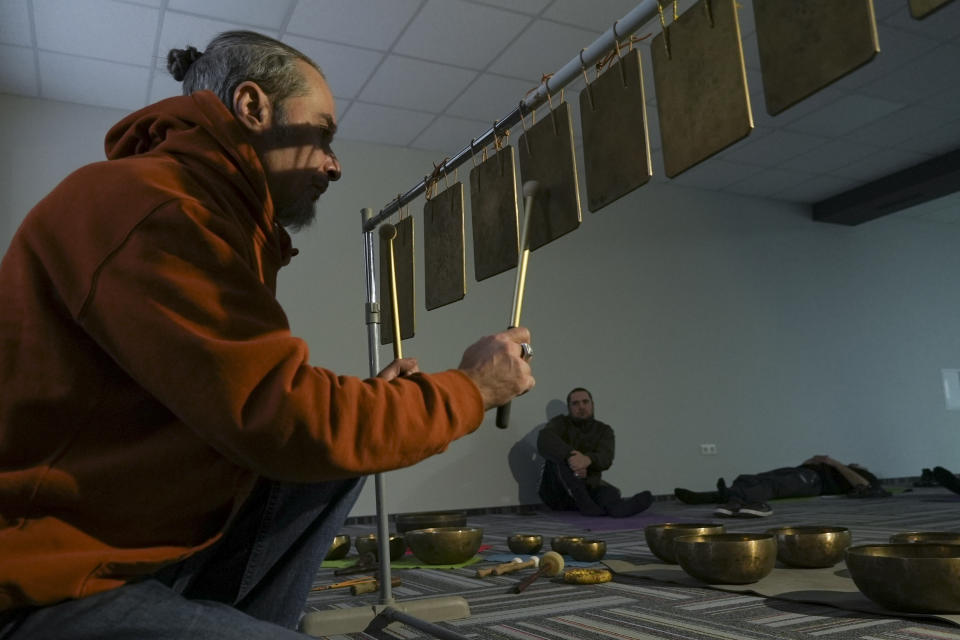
580, 47, 652, 213
423, 182, 466, 311
469, 147, 519, 281
909, 0, 955, 19
379, 216, 415, 345
518, 100, 582, 251
754, 0, 879, 116
652, 0, 753, 178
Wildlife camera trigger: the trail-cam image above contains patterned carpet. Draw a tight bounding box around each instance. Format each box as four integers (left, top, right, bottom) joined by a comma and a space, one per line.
303, 486, 960, 639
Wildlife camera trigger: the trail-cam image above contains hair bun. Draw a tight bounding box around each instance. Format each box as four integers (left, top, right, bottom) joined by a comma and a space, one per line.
167, 46, 203, 81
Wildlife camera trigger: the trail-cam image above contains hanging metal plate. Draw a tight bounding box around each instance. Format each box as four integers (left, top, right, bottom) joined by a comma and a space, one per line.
909, 0, 955, 18
379, 216, 415, 345
652, 0, 753, 178
469, 147, 519, 281
423, 182, 466, 311
580, 47, 652, 213
755, 0, 879, 116
518, 100, 582, 251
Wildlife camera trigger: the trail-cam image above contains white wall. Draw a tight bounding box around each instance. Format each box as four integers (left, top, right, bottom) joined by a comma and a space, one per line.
3, 92, 959, 518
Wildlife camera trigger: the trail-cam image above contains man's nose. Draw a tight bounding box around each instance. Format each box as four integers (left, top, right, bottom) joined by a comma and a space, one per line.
324, 154, 341, 181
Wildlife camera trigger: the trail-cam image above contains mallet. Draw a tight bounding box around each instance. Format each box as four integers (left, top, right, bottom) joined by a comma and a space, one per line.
496, 180, 540, 429
512, 550, 563, 593
475, 556, 539, 578
379, 223, 403, 360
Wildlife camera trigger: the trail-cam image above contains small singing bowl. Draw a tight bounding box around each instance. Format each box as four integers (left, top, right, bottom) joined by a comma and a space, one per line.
551, 535, 585, 555
405, 527, 483, 565
674, 533, 777, 584
889, 531, 960, 545
570, 539, 607, 562
507, 534, 543, 555
324, 534, 351, 561
766, 526, 851, 568
644, 523, 726, 564
354, 533, 406, 562
845, 544, 960, 613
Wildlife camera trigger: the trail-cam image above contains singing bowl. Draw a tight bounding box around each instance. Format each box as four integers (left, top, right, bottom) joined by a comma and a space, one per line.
406, 527, 483, 565
846, 544, 960, 612
570, 539, 607, 562
644, 523, 726, 564
507, 534, 543, 555
324, 534, 351, 561
889, 531, 960, 545
674, 533, 777, 584
766, 526, 851, 568
354, 533, 406, 562
551, 536, 585, 555
395, 510, 468, 534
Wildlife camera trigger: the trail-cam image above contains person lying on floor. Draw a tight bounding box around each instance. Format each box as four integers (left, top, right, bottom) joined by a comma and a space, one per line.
537, 387, 653, 517
674, 454, 890, 518
932, 466, 960, 495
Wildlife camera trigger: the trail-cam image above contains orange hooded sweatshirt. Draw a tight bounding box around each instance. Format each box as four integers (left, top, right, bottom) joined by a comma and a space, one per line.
0, 91, 483, 611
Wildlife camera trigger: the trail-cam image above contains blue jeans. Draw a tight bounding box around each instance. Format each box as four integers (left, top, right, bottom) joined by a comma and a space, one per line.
0, 476, 365, 639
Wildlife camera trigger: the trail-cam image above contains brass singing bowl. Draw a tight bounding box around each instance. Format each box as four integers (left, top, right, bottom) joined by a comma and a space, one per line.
644, 523, 726, 564
354, 533, 406, 562
674, 533, 777, 584
395, 510, 468, 534
507, 534, 543, 555
324, 534, 351, 561
406, 527, 483, 565
766, 526, 851, 568
846, 544, 960, 612
570, 539, 607, 562
551, 535, 585, 555
889, 531, 960, 545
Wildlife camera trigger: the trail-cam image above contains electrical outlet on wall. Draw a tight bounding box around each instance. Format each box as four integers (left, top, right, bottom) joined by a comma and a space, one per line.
700, 443, 717, 455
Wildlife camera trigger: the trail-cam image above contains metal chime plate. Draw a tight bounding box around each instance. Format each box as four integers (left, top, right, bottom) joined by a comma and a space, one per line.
423, 182, 466, 310
909, 0, 955, 19
518, 100, 582, 251
754, 0, 879, 116
469, 147, 519, 281
379, 216, 415, 345
652, 0, 753, 178
580, 47, 652, 213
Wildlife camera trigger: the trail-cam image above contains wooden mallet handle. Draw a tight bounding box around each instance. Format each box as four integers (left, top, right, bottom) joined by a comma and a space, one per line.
513, 551, 563, 594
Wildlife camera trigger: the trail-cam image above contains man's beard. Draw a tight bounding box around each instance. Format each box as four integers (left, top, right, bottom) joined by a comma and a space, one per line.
275, 190, 317, 231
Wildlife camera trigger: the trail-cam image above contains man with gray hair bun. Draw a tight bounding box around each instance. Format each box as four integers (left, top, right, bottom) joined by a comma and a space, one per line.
0, 30, 534, 638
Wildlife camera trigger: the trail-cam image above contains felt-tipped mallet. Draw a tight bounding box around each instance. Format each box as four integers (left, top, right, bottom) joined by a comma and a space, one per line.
512, 550, 563, 593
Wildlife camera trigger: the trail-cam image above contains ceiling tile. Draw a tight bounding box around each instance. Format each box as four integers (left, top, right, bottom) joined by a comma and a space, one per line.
158, 12, 278, 71
775, 174, 865, 203
394, 0, 529, 70
166, 0, 296, 30
471, 0, 551, 15
283, 35, 383, 100
337, 102, 435, 147
359, 55, 476, 113
872, 0, 911, 20
834, 24, 942, 91
858, 41, 960, 104
34, 0, 158, 66
286, 0, 421, 50
543, 0, 641, 32
750, 79, 847, 129
778, 138, 883, 174
147, 70, 182, 104
890, 116, 960, 156
724, 168, 816, 199
844, 104, 958, 147
126, 0, 163, 6
919, 81, 960, 110
411, 114, 493, 154
39, 50, 149, 110
880, 0, 960, 40
446, 73, 537, 122
668, 159, 760, 191
0, 44, 37, 95
783, 94, 905, 138
721, 129, 827, 167
488, 19, 599, 81
0, 0, 32, 46
832, 147, 931, 181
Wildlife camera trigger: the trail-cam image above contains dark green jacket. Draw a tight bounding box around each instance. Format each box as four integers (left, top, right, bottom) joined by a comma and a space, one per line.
537, 415, 615, 488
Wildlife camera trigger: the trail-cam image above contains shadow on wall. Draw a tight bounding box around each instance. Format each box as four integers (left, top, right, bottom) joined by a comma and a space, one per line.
508, 398, 567, 503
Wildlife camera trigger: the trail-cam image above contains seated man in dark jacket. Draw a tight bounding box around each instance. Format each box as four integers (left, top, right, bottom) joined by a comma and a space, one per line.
537, 388, 653, 517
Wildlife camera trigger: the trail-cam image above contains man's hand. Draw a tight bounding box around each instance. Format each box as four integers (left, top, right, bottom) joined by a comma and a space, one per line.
377, 357, 420, 382
458, 327, 535, 411
568, 450, 592, 478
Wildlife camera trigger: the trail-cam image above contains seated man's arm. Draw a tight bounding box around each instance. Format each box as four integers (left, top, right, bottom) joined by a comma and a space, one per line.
537, 420, 573, 463
582, 423, 615, 472
808, 455, 869, 487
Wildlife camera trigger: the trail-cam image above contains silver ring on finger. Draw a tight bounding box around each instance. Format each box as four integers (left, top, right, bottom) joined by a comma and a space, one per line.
520, 342, 533, 360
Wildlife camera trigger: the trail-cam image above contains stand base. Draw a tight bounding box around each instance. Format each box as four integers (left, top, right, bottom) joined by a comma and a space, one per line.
299, 595, 471, 637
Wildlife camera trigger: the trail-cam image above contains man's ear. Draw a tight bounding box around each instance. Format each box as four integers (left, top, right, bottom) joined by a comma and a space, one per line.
233, 81, 272, 133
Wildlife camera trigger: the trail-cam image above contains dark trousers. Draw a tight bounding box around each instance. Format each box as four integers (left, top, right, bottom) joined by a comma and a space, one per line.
728, 466, 822, 503
538, 460, 622, 511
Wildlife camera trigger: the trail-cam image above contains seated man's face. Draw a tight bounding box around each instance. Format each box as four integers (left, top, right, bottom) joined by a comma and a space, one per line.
568, 391, 594, 420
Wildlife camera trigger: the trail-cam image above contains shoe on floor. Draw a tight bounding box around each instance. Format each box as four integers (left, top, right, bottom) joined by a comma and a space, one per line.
933, 466, 960, 495
608, 490, 654, 517
713, 502, 740, 517
734, 502, 773, 518
674, 488, 721, 505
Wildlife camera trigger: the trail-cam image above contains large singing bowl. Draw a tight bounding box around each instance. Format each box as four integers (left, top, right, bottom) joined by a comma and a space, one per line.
674, 533, 777, 584
889, 531, 960, 545
845, 544, 960, 613
644, 523, 726, 564
767, 526, 851, 568
406, 527, 483, 565
395, 510, 468, 534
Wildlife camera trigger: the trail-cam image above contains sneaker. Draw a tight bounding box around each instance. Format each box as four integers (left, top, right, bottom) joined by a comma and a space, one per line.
735, 502, 773, 518
713, 502, 740, 517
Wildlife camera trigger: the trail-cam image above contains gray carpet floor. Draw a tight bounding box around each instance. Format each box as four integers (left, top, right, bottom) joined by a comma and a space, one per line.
304, 485, 960, 639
